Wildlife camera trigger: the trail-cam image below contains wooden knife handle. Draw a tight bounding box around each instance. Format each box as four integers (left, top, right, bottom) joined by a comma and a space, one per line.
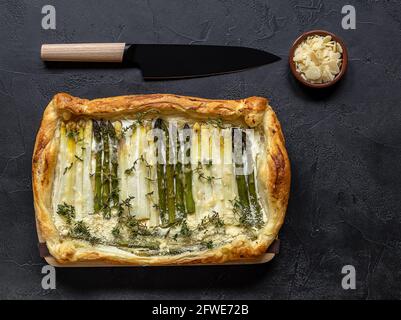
41, 43, 126, 62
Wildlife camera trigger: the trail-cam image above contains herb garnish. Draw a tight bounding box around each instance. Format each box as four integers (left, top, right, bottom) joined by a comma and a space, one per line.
117, 196, 135, 216
66, 130, 78, 139
121, 111, 159, 136
102, 206, 111, 219
56, 202, 75, 224
124, 215, 152, 238
125, 155, 148, 175
69, 220, 100, 245
231, 197, 254, 228
112, 225, 121, 239
63, 162, 73, 175
197, 211, 225, 231
201, 240, 214, 249
194, 164, 221, 184
179, 220, 192, 238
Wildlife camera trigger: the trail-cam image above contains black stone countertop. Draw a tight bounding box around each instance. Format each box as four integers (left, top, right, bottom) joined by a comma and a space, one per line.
0, 0, 400, 299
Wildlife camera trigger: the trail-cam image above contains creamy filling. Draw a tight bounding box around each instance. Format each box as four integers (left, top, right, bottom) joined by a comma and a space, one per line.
52, 116, 267, 255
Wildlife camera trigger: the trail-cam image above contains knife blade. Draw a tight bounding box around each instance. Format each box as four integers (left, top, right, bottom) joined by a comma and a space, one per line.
41, 43, 281, 79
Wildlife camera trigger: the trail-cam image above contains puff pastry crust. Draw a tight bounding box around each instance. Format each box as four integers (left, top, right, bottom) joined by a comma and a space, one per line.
32, 93, 290, 265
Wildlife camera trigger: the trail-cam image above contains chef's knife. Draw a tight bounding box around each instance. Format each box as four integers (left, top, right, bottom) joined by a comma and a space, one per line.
41, 43, 280, 79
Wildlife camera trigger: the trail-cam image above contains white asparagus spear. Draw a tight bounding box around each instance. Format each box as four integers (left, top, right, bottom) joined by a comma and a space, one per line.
199, 124, 213, 215
222, 128, 237, 212
126, 126, 139, 216
82, 119, 94, 215
61, 122, 76, 206
74, 120, 85, 218
52, 122, 66, 212
210, 127, 223, 214
191, 123, 201, 220
145, 123, 159, 226
135, 125, 150, 220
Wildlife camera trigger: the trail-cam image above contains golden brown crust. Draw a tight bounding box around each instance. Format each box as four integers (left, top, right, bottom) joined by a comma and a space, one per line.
32, 93, 290, 265
53, 93, 266, 127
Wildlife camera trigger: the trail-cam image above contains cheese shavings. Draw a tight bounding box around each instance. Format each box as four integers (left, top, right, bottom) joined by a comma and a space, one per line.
293, 35, 343, 84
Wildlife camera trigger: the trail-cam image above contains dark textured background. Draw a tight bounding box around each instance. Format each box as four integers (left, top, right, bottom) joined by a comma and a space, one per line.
0, 0, 400, 299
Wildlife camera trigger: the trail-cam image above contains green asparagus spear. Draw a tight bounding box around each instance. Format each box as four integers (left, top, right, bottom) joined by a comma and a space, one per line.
163, 121, 176, 224
93, 120, 103, 213
101, 120, 111, 219
108, 121, 120, 207
154, 119, 167, 225
247, 169, 262, 226
175, 128, 185, 218
236, 171, 250, 207
183, 124, 195, 214
233, 129, 250, 208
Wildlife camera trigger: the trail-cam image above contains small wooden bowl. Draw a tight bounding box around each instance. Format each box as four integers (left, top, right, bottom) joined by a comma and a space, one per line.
289, 30, 348, 88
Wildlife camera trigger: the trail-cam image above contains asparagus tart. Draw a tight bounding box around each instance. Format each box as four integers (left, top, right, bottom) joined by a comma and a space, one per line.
33, 93, 290, 265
